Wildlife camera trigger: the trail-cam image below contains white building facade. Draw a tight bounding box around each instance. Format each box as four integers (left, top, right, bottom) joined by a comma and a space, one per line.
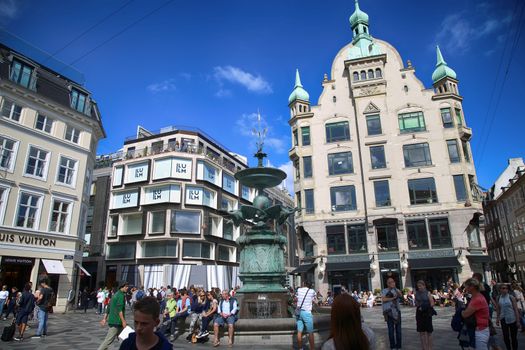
289, 2, 488, 296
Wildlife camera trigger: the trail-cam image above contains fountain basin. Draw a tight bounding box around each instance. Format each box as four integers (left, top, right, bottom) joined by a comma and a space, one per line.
235, 167, 286, 189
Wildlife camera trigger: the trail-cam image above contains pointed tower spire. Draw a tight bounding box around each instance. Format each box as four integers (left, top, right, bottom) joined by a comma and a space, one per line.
288, 69, 310, 105
294, 69, 303, 87
432, 45, 457, 83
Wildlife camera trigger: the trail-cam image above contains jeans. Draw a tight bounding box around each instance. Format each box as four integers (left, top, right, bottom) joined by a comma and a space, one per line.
475, 327, 490, 350
170, 311, 189, 336
0, 299, 6, 317
386, 316, 402, 349
36, 308, 48, 336
501, 319, 518, 350
201, 315, 213, 333
97, 326, 122, 350
98, 302, 103, 314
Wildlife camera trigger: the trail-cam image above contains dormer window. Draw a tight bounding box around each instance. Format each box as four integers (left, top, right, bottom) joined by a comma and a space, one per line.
10, 59, 34, 89
71, 88, 88, 114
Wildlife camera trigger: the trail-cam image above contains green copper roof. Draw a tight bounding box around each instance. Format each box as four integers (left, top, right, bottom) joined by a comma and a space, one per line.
349, 0, 369, 27
432, 45, 457, 83
288, 69, 310, 104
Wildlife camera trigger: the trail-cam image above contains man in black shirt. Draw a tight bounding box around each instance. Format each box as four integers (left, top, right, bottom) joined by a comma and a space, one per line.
32, 279, 53, 339
14, 283, 35, 341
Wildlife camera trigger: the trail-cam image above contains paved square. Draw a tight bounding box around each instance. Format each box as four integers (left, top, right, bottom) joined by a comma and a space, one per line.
1, 306, 523, 349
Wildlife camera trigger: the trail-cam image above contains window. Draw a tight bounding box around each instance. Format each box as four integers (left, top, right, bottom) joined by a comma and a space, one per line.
57, 156, 77, 185
447, 140, 461, 163
330, 185, 356, 211
326, 225, 346, 254
70, 88, 88, 113
303, 236, 314, 257
374, 180, 391, 207
109, 216, 118, 237
429, 218, 452, 248
366, 115, 382, 135
440, 108, 453, 128
325, 121, 350, 143
16, 192, 41, 229
360, 71, 366, 80
370, 145, 386, 169
220, 196, 237, 211
294, 159, 300, 179
455, 108, 462, 126
223, 220, 234, 240
347, 224, 367, 253
296, 192, 302, 209
218, 245, 233, 261
65, 125, 80, 144
0, 136, 17, 171
353, 72, 359, 81
149, 211, 166, 234
406, 221, 429, 250
376, 224, 398, 251
222, 173, 237, 195
398, 111, 426, 133
25, 146, 49, 179
34, 114, 54, 133
328, 152, 353, 175
303, 156, 312, 178
204, 215, 221, 236
10, 59, 34, 89
461, 141, 470, 162
408, 178, 438, 205
293, 130, 298, 146
403, 143, 432, 167
305, 189, 314, 214
467, 226, 481, 249
453, 175, 467, 201
143, 241, 177, 258
49, 199, 70, 233
375, 68, 382, 78
367, 69, 374, 79
107, 243, 136, 260
301, 126, 311, 146
1, 98, 22, 121
171, 211, 200, 234
121, 214, 143, 235
183, 241, 212, 259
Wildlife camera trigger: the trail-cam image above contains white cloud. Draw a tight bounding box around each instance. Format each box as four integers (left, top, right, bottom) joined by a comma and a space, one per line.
214, 66, 272, 94
215, 88, 232, 98
0, 0, 18, 21
278, 161, 295, 196
235, 112, 288, 154
179, 72, 192, 80
147, 79, 176, 93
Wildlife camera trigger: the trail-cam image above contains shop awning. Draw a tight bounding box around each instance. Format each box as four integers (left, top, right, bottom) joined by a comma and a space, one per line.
291, 263, 317, 274
466, 255, 491, 263
42, 259, 67, 275
326, 261, 370, 272
408, 257, 460, 270
76, 263, 91, 277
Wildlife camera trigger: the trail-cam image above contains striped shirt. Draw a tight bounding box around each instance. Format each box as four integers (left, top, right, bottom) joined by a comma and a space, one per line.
296, 287, 316, 312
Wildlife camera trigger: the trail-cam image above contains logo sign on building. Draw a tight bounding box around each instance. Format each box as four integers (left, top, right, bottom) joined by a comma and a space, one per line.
142, 184, 181, 205
197, 161, 221, 186
111, 190, 139, 209
125, 161, 149, 184
185, 186, 203, 205
1, 257, 34, 265
152, 157, 192, 180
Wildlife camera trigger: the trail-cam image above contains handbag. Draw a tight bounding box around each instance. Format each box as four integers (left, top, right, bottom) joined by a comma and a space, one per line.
295, 288, 310, 317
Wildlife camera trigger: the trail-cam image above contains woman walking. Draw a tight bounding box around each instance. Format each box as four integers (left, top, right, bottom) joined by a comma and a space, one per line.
461, 278, 490, 349
415, 280, 435, 350
496, 284, 521, 350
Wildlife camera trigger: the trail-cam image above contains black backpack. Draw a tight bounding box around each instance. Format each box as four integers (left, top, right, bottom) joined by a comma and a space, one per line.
1, 321, 15, 342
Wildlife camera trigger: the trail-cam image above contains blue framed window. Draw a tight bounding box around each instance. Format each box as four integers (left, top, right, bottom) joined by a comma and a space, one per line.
71, 88, 88, 113
325, 122, 350, 143
10, 59, 34, 89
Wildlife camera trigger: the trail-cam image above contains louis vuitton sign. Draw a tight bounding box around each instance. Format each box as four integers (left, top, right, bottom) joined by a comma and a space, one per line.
0, 233, 56, 247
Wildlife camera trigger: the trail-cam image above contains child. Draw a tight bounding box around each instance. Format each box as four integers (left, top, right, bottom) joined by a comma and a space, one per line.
120, 297, 172, 350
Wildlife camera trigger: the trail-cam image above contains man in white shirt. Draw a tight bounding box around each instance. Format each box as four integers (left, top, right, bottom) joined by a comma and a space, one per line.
213, 290, 238, 347
0, 285, 8, 318
96, 288, 106, 314
295, 281, 317, 350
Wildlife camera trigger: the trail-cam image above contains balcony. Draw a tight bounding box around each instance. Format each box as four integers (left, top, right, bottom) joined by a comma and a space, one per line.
458, 125, 472, 141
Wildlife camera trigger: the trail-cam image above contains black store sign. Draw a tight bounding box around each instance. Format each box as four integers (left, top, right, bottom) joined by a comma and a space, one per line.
2, 257, 35, 265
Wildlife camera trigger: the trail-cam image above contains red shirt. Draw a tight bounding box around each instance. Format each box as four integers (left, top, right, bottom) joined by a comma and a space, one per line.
470, 293, 489, 330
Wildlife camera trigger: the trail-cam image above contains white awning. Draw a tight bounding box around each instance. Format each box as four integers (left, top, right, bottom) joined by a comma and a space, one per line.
41, 259, 67, 275
76, 263, 91, 277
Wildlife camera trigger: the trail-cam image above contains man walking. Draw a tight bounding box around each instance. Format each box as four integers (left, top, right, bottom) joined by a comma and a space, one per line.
295, 281, 316, 350
98, 282, 129, 350
32, 278, 53, 339
382, 277, 403, 350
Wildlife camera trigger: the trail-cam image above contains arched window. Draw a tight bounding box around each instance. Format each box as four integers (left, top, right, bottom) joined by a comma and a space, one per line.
360, 71, 366, 80
367, 70, 374, 79
438, 86, 443, 94
353, 72, 359, 81
375, 68, 382, 78
444, 84, 448, 92
299, 105, 302, 112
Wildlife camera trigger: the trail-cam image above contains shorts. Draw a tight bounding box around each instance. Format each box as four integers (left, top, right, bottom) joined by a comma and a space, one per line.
16, 311, 30, 325
214, 315, 236, 326
296, 310, 313, 333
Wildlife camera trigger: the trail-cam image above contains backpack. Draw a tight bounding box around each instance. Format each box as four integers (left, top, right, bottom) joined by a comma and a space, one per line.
1, 321, 15, 342
219, 298, 238, 320
451, 305, 464, 332
46, 291, 55, 312
136, 290, 145, 301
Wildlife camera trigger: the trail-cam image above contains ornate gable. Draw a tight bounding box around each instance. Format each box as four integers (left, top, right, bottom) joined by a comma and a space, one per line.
363, 101, 380, 114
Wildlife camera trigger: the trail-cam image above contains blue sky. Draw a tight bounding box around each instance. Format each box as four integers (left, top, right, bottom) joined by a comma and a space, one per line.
1, 0, 524, 190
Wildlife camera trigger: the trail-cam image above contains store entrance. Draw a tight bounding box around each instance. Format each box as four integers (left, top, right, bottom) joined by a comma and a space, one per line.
380, 261, 402, 289
0, 257, 35, 290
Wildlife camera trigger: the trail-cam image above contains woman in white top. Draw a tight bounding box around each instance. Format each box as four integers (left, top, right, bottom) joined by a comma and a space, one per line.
496, 284, 521, 350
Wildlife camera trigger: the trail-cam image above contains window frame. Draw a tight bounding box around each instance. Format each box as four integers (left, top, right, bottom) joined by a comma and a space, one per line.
374, 180, 391, 207
304, 188, 315, 214
365, 114, 382, 135
170, 210, 201, 234
56, 155, 78, 187
446, 139, 461, 163
10, 58, 34, 89
398, 111, 426, 133
48, 197, 73, 234
120, 213, 144, 236
327, 151, 353, 175
303, 156, 312, 178
65, 125, 81, 144
407, 177, 438, 205
347, 224, 367, 254
70, 88, 88, 114
403, 143, 432, 168
453, 174, 468, 202
217, 245, 234, 262
376, 224, 398, 251
326, 225, 346, 255
15, 190, 43, 230
325, 121, 350, 143
35, 114, 54, 133
330, 185, 357, 212
106, 243, 136, 260
406, 220, 429, 250
301, 126, 311, 146
429, 218, 452, 248
0, 185, 11, 225
370, 145, 386, 169
148, 210, 166, 235
141, 240, 178, 258
440, 107, 454, 128
1, 98, 22, 122
182, 240, 213, 259
0, 134, 19, 173
24, 145, 50, 181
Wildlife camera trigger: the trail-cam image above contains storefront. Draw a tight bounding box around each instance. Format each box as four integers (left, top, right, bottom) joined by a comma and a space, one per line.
0, 230, 88, 312
327, 261, 371, 295
407, 256, 460, 290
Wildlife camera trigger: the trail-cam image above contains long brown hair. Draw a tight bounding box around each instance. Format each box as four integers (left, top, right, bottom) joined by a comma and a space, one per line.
329, 293, 370, 350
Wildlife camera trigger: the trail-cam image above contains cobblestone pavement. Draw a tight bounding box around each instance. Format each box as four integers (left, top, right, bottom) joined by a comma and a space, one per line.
1, 306, 524, 349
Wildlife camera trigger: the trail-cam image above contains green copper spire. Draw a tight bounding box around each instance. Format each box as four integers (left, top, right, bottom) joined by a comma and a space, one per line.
432, 45, 457, 83
348, 0, 381, 60
349, 0, 369, 27
288, 69, 310, 105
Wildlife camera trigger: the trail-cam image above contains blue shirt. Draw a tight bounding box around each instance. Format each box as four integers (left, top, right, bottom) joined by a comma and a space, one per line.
177, 297, 191, 313
218, 298, 238, 315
